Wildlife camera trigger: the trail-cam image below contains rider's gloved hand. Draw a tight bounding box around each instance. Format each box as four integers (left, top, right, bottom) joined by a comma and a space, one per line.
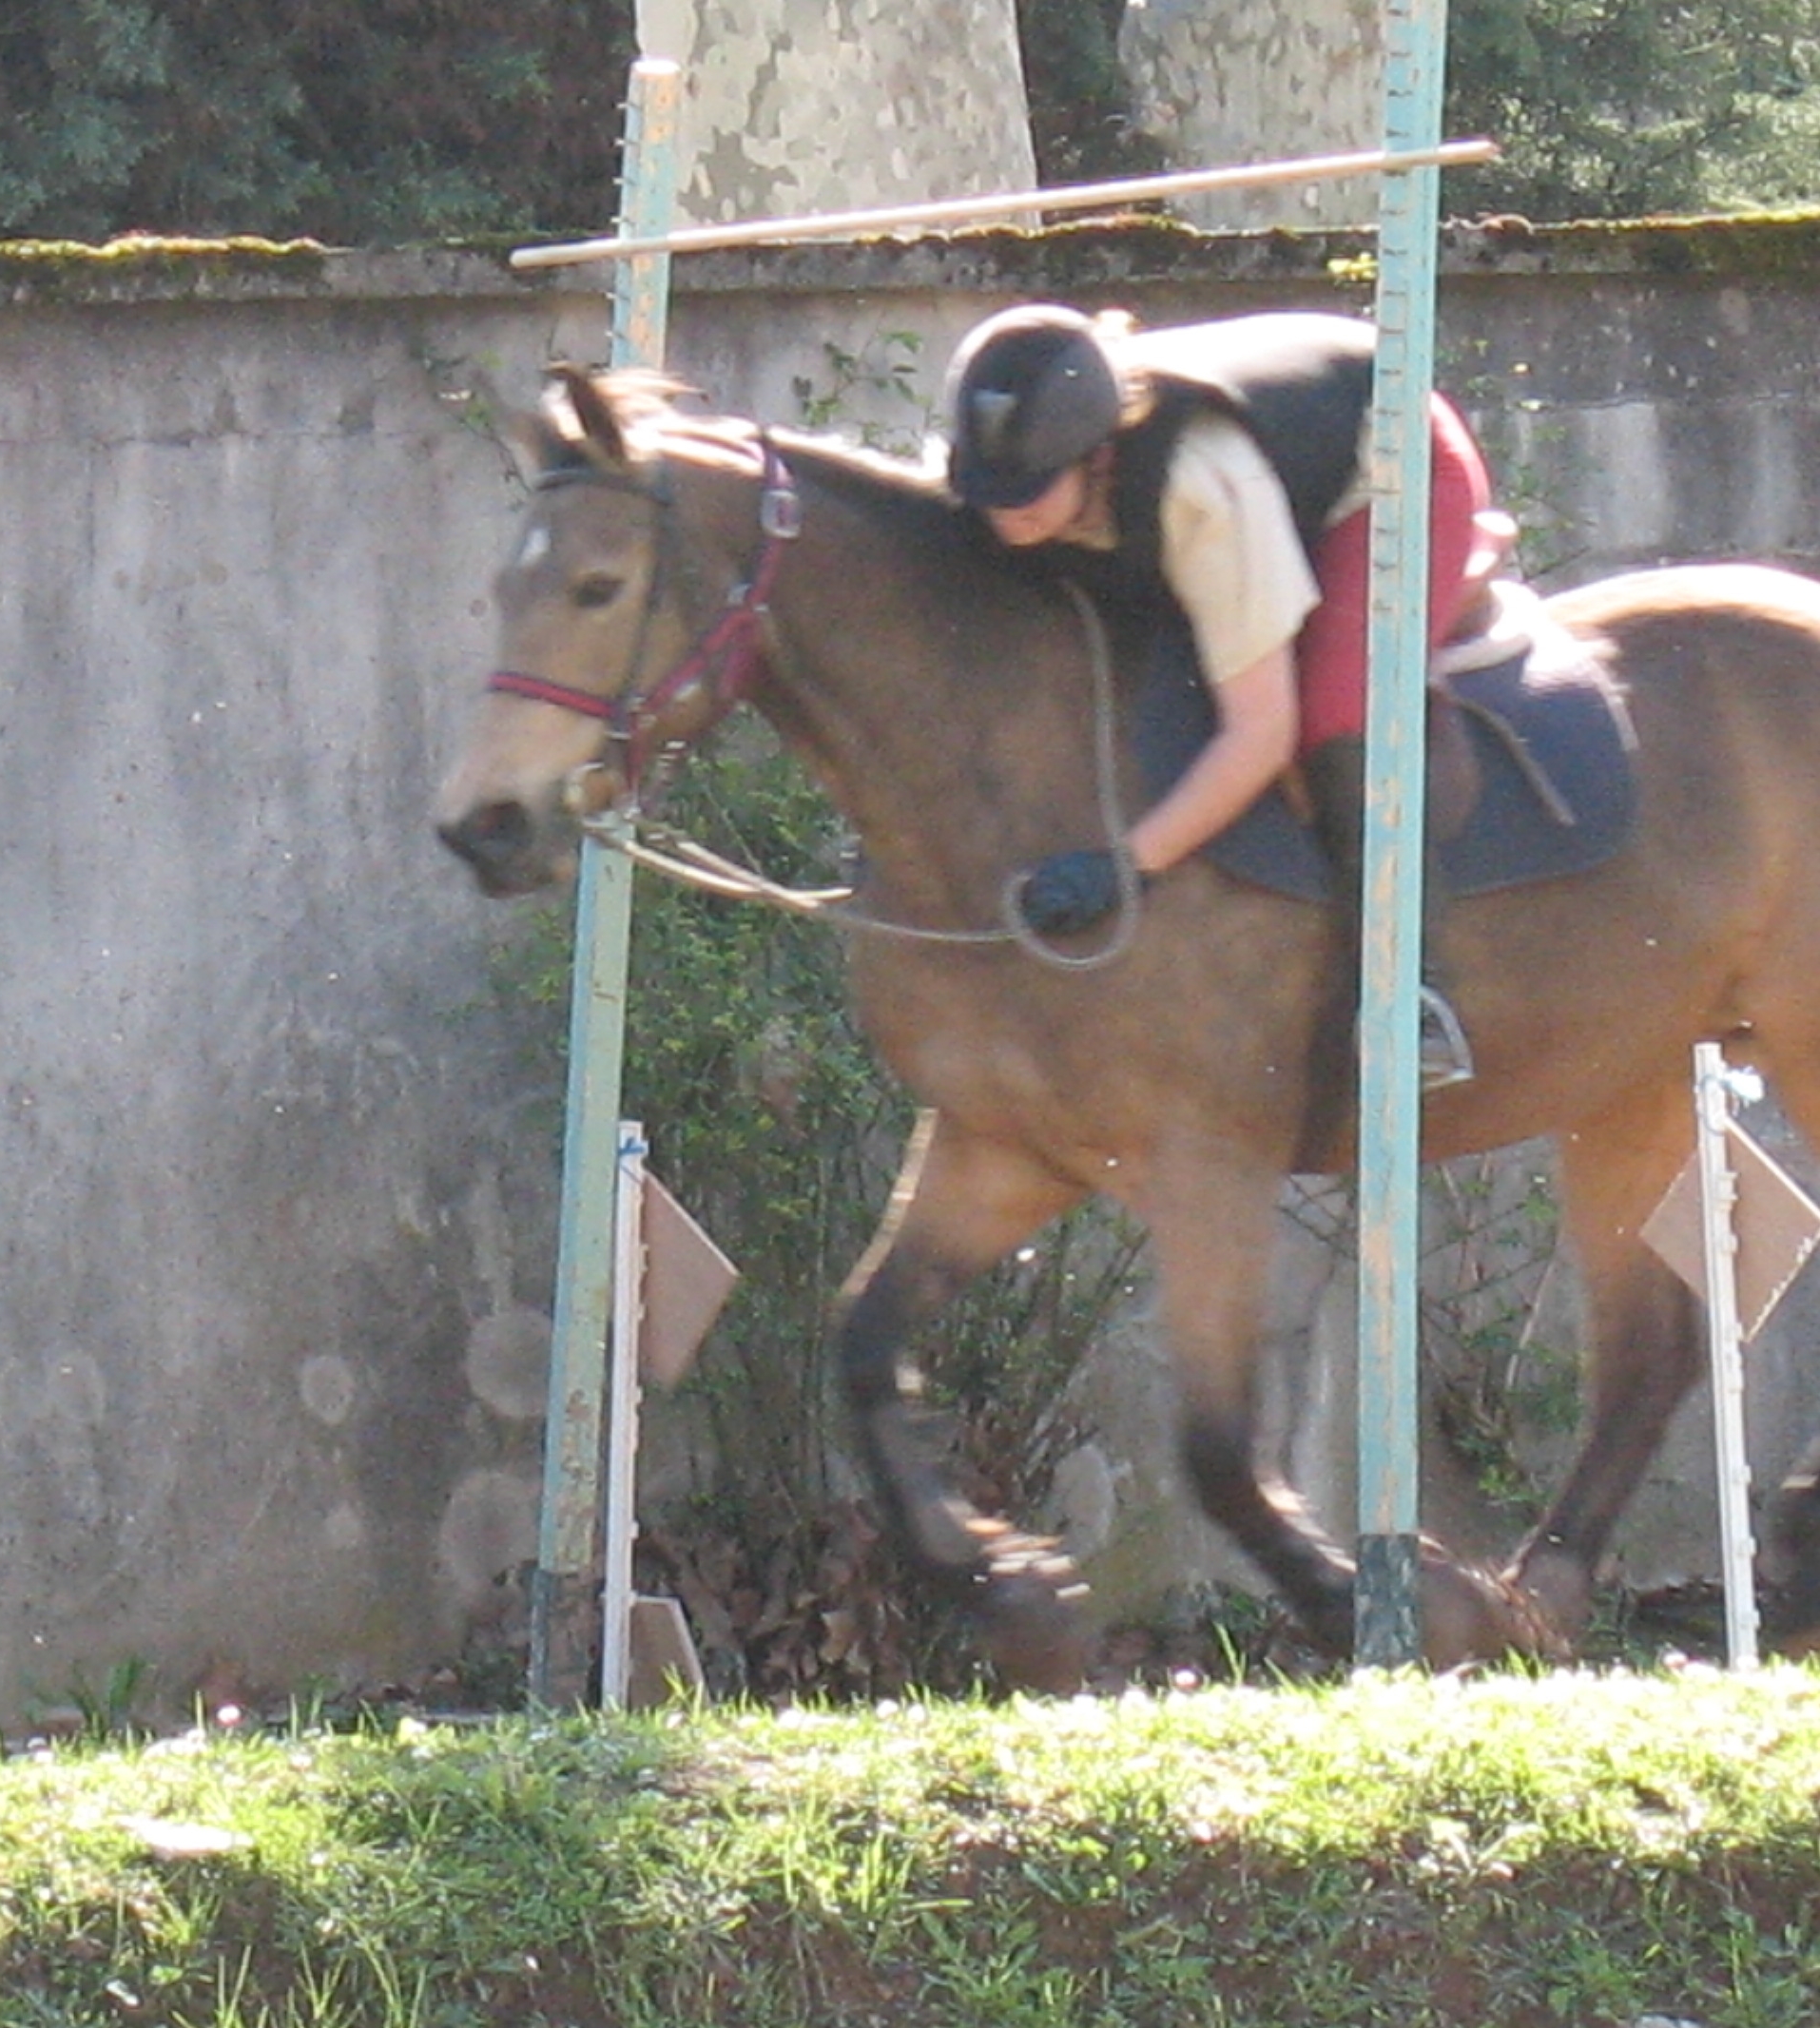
1016, 848, 1144, 937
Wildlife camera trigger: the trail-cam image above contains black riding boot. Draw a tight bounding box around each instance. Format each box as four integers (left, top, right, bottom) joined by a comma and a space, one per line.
1301, 734, 1475, 1093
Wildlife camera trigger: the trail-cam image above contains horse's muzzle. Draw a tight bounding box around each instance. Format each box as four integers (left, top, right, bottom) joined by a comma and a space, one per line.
436, 799, 569, 898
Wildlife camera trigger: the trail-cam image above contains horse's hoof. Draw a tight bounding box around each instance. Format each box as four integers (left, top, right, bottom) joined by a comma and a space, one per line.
969, 1528, 1092, 1694
1421, 1545, 1572, 1669
1505, 1538, 1595, 1646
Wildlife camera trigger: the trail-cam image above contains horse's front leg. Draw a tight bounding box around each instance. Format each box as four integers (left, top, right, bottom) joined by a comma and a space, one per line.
837, 1111, 1091, 1691
1144, 1158, 1364, 1655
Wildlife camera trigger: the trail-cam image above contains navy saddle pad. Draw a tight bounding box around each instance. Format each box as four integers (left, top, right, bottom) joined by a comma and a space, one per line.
1130, 591, 1637, 904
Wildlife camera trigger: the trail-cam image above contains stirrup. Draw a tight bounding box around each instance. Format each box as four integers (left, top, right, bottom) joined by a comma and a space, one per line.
1419, 985, 1476, 1092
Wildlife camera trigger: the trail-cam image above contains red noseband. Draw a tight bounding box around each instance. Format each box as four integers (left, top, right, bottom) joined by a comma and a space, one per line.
487, 670, 617, 719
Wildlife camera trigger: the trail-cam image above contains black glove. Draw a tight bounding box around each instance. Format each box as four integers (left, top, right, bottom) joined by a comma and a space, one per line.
1015, 847, 1140, 937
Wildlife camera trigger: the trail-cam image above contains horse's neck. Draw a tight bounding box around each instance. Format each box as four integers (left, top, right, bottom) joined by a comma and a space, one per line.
749, 468, 1112, 913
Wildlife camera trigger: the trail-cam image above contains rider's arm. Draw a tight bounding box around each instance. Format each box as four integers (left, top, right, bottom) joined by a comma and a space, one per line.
1125, 420, 1314, 876
1127, 645, 1299, 875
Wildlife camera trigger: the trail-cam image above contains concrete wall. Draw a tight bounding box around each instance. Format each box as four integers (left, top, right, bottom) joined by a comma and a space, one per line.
0, 261, 616, 1724
3, 218, 1818, 1717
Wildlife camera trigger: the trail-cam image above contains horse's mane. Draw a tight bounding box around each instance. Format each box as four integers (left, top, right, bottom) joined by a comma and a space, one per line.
549, 368, 1079, 630
769, 430, 973, 551
590, 368, 968, 547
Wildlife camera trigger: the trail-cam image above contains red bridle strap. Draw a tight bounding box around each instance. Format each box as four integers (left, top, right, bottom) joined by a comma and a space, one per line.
487, 669, 617, 718
486, 436, 800, 787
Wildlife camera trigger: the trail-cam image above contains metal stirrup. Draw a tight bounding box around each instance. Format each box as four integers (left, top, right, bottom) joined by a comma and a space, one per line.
1418, 985, 1476, 1091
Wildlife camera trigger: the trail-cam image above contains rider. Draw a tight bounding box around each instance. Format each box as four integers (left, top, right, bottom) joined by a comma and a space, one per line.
942, 301, 1494, 1091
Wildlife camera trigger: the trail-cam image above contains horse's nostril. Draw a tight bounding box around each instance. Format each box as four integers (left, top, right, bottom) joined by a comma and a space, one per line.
438, 800, 532, 871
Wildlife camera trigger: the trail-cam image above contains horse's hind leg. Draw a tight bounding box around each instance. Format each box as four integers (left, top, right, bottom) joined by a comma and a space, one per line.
1506, 1081, 1704, 1644
837, 1111, 1091, 1690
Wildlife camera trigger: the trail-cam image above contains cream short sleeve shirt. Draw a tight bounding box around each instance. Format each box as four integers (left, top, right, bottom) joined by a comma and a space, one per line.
1156, 413, 1323, 686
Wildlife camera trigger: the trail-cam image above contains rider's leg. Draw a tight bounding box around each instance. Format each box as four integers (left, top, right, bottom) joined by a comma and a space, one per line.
1300, 731, 1474, 1091
1295, 395, 1490, 1090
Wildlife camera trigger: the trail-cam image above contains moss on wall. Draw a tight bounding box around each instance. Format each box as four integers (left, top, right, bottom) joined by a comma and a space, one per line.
0, 235, 330, 304
5, 207, 1818, 310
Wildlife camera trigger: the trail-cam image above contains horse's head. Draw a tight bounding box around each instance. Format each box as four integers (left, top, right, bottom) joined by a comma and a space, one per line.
436, 366, 766, 896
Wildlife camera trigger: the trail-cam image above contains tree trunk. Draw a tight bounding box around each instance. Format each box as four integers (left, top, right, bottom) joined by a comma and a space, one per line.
1118, 0, 1384, 229
638, 0, 1036, 223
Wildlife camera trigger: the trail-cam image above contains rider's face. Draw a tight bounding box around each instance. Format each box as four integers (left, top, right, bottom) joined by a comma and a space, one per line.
985, 463, 1090, 547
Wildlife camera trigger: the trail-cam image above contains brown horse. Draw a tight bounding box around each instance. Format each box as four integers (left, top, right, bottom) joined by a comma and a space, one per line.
437, 364, 1820, 1683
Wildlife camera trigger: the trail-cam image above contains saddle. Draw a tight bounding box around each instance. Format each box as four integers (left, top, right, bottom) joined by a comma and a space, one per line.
1133, 572, 1639, 906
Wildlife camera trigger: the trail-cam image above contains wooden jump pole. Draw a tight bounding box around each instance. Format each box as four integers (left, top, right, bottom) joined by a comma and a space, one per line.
1354, 0, 1452, 1668
508, 138, 1494, 268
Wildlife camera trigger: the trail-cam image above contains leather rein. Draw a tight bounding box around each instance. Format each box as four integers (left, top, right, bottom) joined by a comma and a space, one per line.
487, 432, 803, 799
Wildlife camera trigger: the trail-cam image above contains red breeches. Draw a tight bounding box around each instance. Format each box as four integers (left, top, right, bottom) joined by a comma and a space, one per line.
1293, 393, 1492, 756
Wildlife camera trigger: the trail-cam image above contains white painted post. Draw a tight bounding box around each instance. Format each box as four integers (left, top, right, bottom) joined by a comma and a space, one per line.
601, 1123, 649, 1706
1693, 1042, 1760, 1667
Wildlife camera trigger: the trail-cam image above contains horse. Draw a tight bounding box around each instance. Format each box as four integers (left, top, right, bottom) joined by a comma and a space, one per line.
436, 362, 1820, 1685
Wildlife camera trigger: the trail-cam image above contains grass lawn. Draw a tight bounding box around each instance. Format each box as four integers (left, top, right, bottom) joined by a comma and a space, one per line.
5, 1664, 1820, 2026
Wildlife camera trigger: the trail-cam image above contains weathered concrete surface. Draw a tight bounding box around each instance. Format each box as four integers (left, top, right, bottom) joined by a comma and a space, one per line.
0, 285, 607, 1724
5, 221, 1820, 1717
635, 0, 1035, 224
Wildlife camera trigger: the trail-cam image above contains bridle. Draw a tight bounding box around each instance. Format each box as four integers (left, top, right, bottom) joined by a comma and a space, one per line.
487, 432, 803, 799
483, 424, 1142, 971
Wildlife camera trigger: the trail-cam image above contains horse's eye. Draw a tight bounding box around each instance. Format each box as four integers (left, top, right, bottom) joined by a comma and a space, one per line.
573, 572, 623, 609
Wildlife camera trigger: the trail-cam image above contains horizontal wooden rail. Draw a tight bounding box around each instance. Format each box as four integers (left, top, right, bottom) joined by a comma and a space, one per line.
509, 137, 1497, 269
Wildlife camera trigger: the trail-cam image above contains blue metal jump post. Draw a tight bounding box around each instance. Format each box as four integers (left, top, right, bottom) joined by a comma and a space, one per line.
1355, 0, 1452, 1667
526, 56, 681, 1709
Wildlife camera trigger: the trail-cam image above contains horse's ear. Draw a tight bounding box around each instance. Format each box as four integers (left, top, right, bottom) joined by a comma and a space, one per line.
547, 362, 632, 467
503, 400, 576, 484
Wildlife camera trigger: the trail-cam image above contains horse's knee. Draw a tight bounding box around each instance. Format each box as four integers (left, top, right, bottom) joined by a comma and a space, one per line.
836, 1258, 1030, 1571
1178, 1408, 1255, 1529
834, 1250, 947, 1411
836, 1288, 904, 1414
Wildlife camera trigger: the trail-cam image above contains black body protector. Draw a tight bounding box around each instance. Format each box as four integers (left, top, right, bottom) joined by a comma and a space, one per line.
1059, 311, 1376, 632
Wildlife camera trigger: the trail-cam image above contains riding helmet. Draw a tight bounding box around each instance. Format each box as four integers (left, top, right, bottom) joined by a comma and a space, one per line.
945, 304, 1123, 510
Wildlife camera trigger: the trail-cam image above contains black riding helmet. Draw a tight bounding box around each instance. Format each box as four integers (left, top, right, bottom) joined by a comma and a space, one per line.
945, 304, 1123, 510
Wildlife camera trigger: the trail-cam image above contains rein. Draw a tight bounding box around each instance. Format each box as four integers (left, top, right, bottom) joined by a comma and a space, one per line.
590, 579, 1143, 971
